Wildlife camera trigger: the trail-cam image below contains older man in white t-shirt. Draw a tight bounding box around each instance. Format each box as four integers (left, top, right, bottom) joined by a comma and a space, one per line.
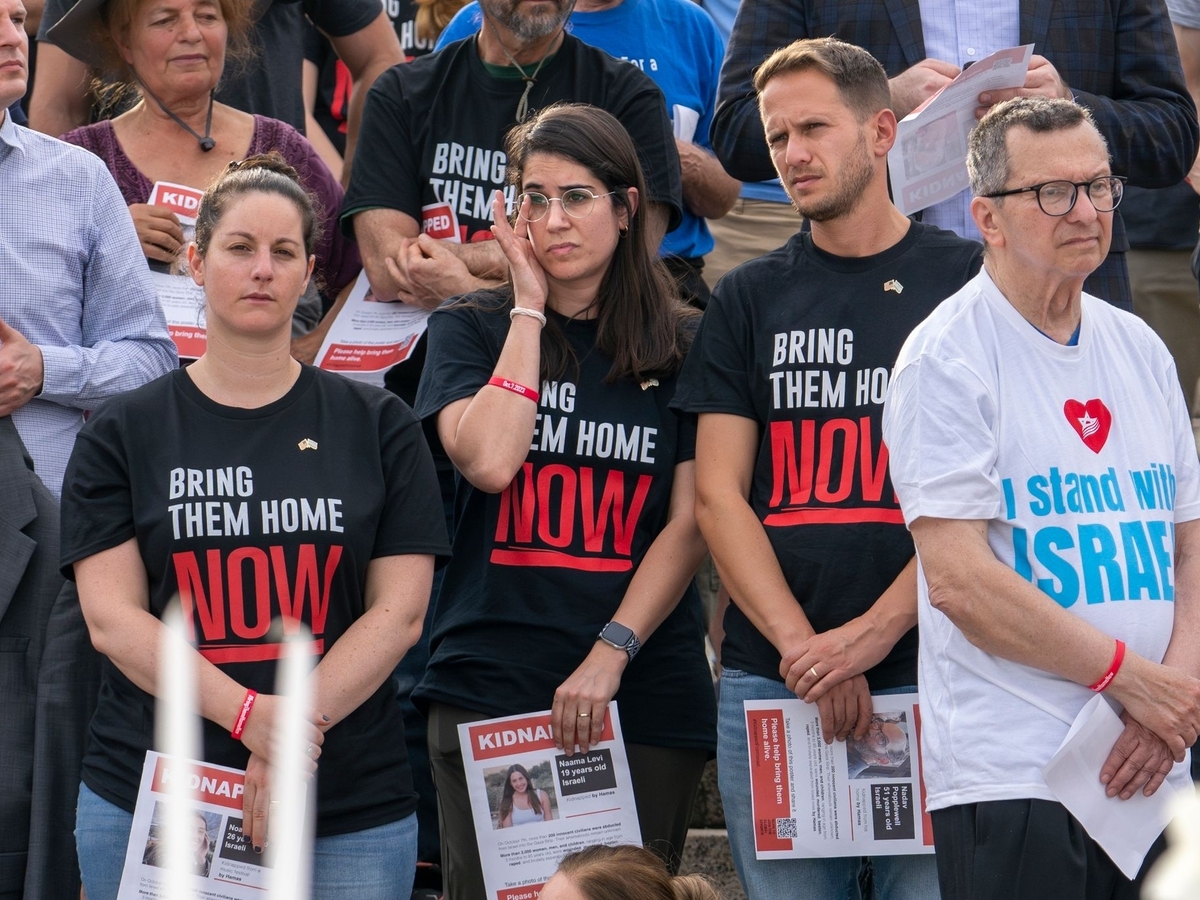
883, 97, 1200, 899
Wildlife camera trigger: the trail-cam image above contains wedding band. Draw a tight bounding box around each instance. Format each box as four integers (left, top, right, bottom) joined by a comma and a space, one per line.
810, 666, 820, 680
577, 712, 591, 718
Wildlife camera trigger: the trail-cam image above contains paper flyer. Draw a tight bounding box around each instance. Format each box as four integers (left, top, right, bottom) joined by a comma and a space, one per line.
1043, 694, 1185, 879
888, 45, 1034, 216
744, 694, 933, 859
148, 180, 203, 246
314, 272, 431, 387
150, 271, 208, 360
459, 704, 643, 900
117, 752, 282, 899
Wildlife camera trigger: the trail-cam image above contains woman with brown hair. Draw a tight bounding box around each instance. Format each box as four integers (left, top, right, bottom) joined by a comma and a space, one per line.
49, 0, 359, 320
545, 845, 723, 900
62, 154, 448, 900
414, 102, 716, 900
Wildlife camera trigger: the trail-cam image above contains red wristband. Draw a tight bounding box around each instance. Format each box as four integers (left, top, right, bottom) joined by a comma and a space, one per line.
1089, 639, 1126, 692
487, 377, 539, 404
231, 689, 257, 740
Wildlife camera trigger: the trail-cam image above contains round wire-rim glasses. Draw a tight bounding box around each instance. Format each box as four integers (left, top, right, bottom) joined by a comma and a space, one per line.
517, 189, 618, 222
981, 175, 1127, 216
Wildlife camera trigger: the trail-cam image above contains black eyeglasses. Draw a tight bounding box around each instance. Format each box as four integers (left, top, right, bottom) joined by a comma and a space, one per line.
982, 175, 1126, 216
517, 189, 617, 222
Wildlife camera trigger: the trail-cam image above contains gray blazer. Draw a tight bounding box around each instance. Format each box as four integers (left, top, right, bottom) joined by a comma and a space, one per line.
0, 416, 100, 900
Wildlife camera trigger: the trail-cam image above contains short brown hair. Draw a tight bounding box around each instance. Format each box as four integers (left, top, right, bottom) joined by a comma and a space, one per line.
754, 37, 891, 122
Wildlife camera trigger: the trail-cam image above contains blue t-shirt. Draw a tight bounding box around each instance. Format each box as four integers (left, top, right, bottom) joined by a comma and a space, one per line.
438, 0, 726, 259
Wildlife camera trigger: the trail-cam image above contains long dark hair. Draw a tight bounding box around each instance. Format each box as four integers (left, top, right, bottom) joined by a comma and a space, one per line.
480, 102, 696, 384
498, 763, 543, 824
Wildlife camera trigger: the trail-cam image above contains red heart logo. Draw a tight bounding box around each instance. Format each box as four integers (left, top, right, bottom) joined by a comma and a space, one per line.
1063, 399, 1112, 453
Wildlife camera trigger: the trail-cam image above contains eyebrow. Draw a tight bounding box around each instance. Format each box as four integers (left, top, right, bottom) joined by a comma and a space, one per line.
522, 182, 598, 192
225, 231, 302, 246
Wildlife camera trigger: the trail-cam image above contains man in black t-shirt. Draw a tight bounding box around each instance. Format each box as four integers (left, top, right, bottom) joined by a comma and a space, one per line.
335, 0, 682, 394
672, 38, 981, 900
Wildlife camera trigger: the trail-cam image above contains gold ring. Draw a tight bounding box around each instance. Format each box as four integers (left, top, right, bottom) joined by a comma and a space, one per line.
577, 712, 591, 718
810, 666, 820, 680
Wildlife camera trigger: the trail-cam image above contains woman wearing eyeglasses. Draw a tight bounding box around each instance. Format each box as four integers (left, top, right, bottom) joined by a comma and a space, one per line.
413, 103, 716, 900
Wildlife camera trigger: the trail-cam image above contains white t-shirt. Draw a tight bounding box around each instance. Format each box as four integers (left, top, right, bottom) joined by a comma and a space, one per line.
882, 266, 1200, 811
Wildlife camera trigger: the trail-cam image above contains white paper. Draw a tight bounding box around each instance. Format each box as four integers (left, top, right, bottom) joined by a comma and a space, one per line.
150, 271, 208, 360
314, 272, 431, 387
459, 704, 642, 900
744, 695, 934, 859
672, 104, 700, 143
1042, 694, 1180, 879
117, 751, 297, 899
888, 45, 1034, 215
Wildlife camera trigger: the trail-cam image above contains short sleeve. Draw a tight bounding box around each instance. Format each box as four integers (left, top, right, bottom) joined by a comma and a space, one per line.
341, 70, 420, 237
304, 0, 382, 37
373, 397, 452, 561
1158, 348, 1200, 523
882, 355, 1004, 525
60, 409, 135, 577
670, 284, 755, 418
413, 302, 504, 421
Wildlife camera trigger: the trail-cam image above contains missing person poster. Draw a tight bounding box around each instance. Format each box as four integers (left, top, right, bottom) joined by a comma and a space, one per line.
744, 693, 933, 859
459, 704, 642, 900
314, 272, 431, 386
117, 752, 278, 899
147, 181, 208, 359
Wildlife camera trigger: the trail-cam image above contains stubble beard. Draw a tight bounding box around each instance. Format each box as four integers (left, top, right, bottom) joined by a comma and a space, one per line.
481, 0, 574, 42
790, 134, 875, 223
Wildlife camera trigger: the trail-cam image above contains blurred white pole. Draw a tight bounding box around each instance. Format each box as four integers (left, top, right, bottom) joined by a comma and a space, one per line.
267, 621, 315, 900
157, 604, 202, 900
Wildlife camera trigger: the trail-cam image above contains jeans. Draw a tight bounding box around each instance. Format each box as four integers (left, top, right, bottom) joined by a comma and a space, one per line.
77, 782, 418, 900
717, 669, 940, 900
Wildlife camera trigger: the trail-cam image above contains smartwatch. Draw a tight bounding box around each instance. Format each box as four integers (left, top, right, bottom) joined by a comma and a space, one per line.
598, 621, 641, 661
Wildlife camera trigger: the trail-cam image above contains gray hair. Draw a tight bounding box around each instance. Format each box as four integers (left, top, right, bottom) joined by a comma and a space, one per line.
967, 97, 1108, 197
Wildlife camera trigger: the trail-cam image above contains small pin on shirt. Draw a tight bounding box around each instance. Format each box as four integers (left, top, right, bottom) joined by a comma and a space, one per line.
640, 378, 659, 390
884, 279, 904, 294
298, 438, 319, 451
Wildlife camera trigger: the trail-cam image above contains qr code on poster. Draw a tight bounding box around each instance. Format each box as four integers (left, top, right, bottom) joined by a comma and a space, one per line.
775, 818, 798, 838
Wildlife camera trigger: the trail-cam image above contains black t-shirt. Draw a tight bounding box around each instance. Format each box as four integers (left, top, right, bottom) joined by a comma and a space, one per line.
672, 223, 983, 689
411, 294, 715, 751
343, 33, 683, 408
305, 0, 432, 156
60, 366, 451, 837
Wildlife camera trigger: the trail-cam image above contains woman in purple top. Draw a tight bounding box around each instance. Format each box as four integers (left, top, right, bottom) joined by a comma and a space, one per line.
51, 0, 360, 303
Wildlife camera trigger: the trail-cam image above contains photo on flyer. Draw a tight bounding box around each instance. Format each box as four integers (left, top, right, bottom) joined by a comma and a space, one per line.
744, 693, 934, 859
459, 703, 643, 900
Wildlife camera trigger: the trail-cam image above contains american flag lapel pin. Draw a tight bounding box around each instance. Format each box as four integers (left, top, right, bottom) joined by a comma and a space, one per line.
884, 279, 904, 294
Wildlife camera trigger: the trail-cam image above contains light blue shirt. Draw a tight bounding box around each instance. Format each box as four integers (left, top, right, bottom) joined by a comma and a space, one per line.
0, 113, 177, 496
917, 0, 1020, 240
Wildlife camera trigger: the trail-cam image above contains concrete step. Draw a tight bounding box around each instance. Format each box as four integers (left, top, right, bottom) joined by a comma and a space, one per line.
680, 828, 744, 900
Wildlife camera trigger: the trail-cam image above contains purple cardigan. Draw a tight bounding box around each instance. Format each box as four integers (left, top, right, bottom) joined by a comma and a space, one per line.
62, 116, 361, 295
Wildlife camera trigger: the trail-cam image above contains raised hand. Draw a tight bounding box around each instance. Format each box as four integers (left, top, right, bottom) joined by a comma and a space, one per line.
490, 190, 548, 313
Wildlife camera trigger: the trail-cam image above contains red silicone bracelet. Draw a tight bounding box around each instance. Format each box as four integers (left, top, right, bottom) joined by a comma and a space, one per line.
231, 689, 257, 740
487, 376, 539, 404
1088, 639, 1126, 692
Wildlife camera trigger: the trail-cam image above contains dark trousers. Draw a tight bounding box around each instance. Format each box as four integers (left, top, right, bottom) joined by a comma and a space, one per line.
931, 799, 1166, 900
428, 702, 707, 900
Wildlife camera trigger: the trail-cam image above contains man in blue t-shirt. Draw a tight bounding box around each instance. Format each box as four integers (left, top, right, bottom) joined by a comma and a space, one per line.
437, 0, 740, 306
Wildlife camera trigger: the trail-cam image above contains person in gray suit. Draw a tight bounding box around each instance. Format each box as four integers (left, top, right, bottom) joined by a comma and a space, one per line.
0, 414, 99, 900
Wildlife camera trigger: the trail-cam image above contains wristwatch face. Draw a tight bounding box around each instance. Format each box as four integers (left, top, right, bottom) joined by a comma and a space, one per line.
599, 622, 635, 648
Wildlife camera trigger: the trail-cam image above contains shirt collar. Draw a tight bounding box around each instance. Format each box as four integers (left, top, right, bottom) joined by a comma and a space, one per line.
0, 108, 25, 160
